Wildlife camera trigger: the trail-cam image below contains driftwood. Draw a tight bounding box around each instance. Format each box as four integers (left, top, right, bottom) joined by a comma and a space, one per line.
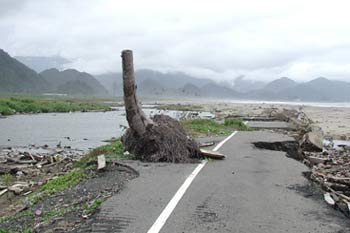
307, 156, 329, 165
6, 157, 37, 164
326, 176, 350, 184
0, 189, 8, 197
200, 149, 226, 160
199, 142, 215, 148
0, 164, 32, 175
325, 182, 349, 192
324, 193, 335, 205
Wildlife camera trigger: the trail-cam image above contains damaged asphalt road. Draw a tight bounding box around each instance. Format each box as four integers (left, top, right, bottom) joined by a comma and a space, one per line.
86, 131, 350, 232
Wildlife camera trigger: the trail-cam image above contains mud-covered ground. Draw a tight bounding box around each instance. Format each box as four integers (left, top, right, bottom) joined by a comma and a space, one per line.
0, 163, 138, 232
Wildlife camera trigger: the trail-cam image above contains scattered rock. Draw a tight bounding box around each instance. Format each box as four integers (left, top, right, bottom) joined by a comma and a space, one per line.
35, 209, 42, 216
8, 183, 29, 195
97, 155, 106, 170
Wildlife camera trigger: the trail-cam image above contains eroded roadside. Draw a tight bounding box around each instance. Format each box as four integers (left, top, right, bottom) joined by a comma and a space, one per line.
0, 109, 243, 232
1, 101, 350, 232
0, 139, 138, 232
247, 108, 350, 219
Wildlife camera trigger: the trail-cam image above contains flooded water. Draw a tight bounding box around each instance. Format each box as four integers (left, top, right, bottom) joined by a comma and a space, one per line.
0, 109, 213, 150
226, 100, 350, 108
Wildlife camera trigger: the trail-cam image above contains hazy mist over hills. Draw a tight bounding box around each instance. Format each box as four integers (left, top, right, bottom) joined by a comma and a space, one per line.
0, 50, 108, 96
1, 48, 350, 102
15, 56, 70, 73
95, 70, 350, 102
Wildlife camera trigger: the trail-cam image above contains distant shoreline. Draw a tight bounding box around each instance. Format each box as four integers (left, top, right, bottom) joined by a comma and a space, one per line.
152, 99, 350, 141
144, 98, 350, 108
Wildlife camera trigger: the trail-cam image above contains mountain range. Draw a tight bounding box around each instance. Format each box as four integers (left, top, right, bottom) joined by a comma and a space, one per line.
41, 68, 107, 96
0, 49, 49, 93
0, 49, 108, 96
95, 71, 350, 102
1, 49, 350, 101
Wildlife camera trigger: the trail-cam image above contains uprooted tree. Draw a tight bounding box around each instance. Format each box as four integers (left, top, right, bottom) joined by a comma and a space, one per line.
120, 50, 202, 162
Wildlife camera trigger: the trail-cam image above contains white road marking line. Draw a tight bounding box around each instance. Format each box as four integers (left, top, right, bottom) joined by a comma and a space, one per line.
213, 131, 238, 152
147, 131, 238, 233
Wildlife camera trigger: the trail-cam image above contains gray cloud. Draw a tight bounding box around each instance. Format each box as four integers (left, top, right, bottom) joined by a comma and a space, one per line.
1, 0, 350, 82
0, 0, 27, 18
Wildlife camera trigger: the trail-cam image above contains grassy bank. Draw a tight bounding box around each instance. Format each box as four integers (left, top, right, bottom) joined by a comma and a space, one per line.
0, 97, 111, 115
182, 118, 250, 136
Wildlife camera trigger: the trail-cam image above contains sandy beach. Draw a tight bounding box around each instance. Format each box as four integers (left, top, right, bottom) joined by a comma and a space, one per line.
303, 106, 350, 140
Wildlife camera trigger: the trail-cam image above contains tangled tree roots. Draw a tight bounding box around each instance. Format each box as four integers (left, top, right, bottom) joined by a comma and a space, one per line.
122, 115, 202, 163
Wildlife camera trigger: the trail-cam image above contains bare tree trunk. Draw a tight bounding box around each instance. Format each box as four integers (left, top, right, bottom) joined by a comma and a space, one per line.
121, 49, 201, 162
121, 50, 153, 136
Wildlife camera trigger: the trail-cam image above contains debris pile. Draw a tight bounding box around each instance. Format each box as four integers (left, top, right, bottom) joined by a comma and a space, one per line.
179, 111, 200, 120
252, 108, 350, 216
0, 146, 84, 197
272, 108, 312, 129
304, 142, 350, 215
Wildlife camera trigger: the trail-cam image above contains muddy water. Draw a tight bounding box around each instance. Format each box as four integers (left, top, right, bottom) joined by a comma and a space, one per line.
0, 109, 212, 150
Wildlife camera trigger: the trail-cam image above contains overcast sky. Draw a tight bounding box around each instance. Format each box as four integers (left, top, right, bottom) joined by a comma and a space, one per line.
1, 0, 350, 82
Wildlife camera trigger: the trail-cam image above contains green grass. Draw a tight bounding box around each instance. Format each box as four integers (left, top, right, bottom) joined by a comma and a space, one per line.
75, 138, 128, 169
83, 198, 103, 215
25, 138, 126, 206
0, 210, 34, 225
27, 169, 86, 205
42, 208, 67, 222
0, 97, 111, 115
182, 118, 250, 136
224, 118, 250, 131
39, 169, 86, 196
0, 174, 16, 186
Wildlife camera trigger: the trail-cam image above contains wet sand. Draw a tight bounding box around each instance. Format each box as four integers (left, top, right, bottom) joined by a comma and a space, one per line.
303, 106, 350, 140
